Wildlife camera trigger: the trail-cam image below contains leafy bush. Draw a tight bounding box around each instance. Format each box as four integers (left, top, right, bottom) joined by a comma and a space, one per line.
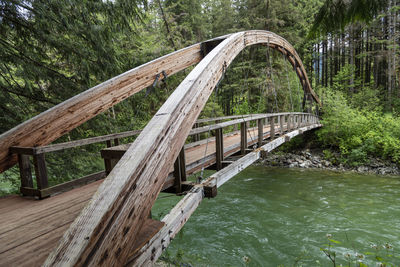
317, 87, 400, 166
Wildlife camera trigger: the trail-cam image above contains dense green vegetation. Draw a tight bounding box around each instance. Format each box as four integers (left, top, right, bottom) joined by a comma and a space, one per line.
0, 0, 399, 195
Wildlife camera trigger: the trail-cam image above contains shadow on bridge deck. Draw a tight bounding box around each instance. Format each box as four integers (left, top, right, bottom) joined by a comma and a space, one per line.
0, 117, 321, 266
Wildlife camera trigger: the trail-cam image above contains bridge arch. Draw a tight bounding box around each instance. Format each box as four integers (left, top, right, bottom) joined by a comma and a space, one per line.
40, 31, 321, 266
0, 31, 319, 174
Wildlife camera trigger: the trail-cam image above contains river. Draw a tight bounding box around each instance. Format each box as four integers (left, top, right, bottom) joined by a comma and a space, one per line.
153, 166, 400, 266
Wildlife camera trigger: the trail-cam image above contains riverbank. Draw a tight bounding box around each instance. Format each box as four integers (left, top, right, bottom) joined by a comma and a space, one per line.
257, 149, 400, 176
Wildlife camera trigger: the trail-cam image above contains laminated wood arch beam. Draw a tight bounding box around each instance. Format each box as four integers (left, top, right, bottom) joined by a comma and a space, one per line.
0, 35, 228, 173
0, 32, 320, 174
44, 30, 321, 266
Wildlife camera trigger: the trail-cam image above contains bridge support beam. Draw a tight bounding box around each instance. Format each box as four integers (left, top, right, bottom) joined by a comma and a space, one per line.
257, 119, 263, 147
42, 31, 322, 267
270, 117, 275, 140
240, 122, 247, 155
173, 147, 187, 193
18, 154, 33, 189
215, 128, 224, 171
33, 154, 48, 192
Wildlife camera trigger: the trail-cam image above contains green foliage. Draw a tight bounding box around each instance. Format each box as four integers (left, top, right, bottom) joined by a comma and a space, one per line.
317, 86, 400, 166
308, 0, 388, 38
320, 234, 399, 266
0, 166, 20, 196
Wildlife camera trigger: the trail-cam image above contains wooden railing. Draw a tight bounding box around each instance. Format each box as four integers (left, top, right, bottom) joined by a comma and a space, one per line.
9, 113, 319, 199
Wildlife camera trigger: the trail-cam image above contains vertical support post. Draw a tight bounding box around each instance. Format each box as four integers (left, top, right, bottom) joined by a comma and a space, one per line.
33, 153, 48, 190
104, 158, 112, 175
193, 123, 200, 142
104, 140, 114, 175
280, 115, 284, 135
106, 140, 112, 148
270, 116, 275, 140
257, 118, 263, 147
173, 147, 186, 193
113, 138, 119, 146
240, 122, 247, 155
297, 115, 301, 129
215, 128, 224, 170
290, 115, 294, 130
18, 154, 33, 189
179, 148, 187, 183
287, 115, 291, 132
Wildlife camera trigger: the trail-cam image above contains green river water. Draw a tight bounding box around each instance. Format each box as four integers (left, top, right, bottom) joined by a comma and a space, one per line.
153, 166, 400, 266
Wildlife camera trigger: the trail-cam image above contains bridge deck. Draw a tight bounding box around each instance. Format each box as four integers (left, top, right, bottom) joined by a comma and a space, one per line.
0, 123, 285, 267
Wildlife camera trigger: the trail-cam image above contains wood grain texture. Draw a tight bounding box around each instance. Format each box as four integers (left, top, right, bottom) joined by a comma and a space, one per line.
129, 122, 322, 266
0, 43, 205, 173
43, 31, 321, 266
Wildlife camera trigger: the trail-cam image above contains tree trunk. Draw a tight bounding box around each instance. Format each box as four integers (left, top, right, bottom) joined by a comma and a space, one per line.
349, 25, 355, 94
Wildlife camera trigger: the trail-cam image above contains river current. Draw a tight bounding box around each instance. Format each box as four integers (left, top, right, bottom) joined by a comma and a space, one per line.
153, 166, 400, 266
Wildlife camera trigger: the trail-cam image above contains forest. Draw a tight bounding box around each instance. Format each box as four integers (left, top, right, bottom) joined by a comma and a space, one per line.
0, 0, 399, 195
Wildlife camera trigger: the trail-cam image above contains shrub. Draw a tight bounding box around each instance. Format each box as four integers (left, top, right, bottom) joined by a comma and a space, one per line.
317, 87, 400, 165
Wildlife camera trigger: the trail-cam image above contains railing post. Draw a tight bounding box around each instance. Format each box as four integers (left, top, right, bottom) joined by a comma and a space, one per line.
173, 147, 186, 193
287, 115, 292, 132
106, 140, 112, 148
240, 122, 247, 155
193, 123, 200, 142
270, 116, 275, 140
297, 115, 301, 129
257, 118, 263, 147
33, 153, 48, 191
215, 128, 224, 170
18, 154, 33, 189
113, 138, 119, 146
280, 115, 284, 135
292, 115, 295, 129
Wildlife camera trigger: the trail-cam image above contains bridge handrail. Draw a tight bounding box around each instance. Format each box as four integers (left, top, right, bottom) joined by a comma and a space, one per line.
44, 31, 322, 266
195, 115, 250, 124
10, 113, 317, 154
190, 112, 317, 135
8, 115, 250, 154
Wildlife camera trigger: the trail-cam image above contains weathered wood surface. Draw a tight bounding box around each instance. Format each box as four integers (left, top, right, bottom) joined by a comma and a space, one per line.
101, 122, 282, 176
0, 180, 164, 267
0, 119, 320, 267
0, 36, 227, 173
0, 31, 320, 174
44, 31, 321, 266
204, 123, 322, 189
0, 118, 283, 266
128, 123, 322, 266
0, 181, 102, 267
195, 114, 249, 124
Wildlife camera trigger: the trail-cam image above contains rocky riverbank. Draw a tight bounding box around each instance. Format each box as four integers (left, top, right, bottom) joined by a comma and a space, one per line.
257, 149, 400, 176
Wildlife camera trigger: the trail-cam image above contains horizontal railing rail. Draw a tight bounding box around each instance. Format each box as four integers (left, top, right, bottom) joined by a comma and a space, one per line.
9, 112, 320, 199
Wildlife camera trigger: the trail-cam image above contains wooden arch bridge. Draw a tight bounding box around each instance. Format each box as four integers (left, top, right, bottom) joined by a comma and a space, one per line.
0, 31, 322, 266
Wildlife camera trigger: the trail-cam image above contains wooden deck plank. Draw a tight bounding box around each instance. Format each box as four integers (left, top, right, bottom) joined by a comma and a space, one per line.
0, 180, 102, 230
0, 221, 70, 267
0, 200, 88, 254
0, 120, 291, 266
